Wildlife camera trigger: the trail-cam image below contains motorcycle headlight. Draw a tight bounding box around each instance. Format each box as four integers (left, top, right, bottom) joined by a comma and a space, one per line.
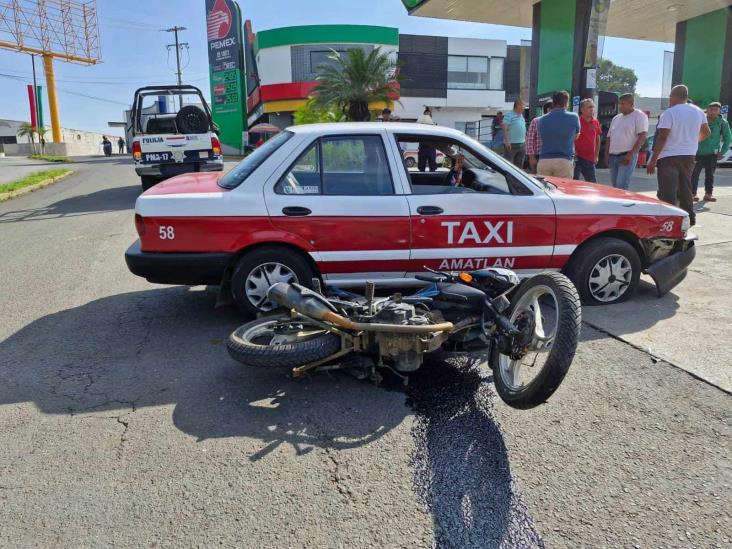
681, 215, 690, 234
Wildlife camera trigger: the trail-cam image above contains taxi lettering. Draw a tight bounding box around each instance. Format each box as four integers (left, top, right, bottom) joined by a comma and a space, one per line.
441, 221, 514, 245
438, 257, 515, 270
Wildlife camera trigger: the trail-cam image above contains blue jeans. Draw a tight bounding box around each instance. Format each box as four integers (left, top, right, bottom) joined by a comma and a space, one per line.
608, 152, 638, 190
573, 157, 597, 182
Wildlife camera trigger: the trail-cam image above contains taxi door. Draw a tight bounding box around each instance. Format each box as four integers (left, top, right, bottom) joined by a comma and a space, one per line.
401, 161, 558, 276
265, 131, 412, 285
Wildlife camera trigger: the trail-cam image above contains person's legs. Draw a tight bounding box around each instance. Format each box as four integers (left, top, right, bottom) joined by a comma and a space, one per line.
428, 148, 437, 172
536, 159, 553, 176
691, 155, 704, 196
608, 156, 620, 187
557, 159, 573, 179
512, 145, 526, 169
656, 156, 680, 207
676, 156, 696, 225
702, 154, 717, 198
615, 153, 638, 190
583, 159, 597, 183
417, 149, 427, 172
573, 160, 582, 180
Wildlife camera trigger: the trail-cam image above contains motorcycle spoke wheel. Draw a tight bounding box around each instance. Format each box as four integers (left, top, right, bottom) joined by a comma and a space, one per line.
498, 285, 559, 391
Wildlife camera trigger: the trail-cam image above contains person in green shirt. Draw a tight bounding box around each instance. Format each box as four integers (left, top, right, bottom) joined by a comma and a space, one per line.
502, 99, 527, 168
692, 101, 731, 202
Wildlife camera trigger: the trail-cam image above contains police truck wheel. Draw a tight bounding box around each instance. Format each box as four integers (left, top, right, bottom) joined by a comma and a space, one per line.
564, 237, 641, 305
230, 247, 315, 317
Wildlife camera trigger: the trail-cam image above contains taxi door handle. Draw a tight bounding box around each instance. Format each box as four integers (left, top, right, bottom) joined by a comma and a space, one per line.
282, 206, 312, 217
417, 206, 443, 215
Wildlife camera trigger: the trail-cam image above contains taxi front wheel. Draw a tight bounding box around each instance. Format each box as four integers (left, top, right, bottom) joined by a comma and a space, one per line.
230, 247, 315, 317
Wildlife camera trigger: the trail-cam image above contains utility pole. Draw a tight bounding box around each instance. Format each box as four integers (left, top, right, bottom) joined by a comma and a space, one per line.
164, 26, 188, 110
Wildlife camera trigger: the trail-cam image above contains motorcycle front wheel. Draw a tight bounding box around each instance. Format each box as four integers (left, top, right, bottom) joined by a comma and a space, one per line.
227, 315, 342, 369
490, 272, 581, 409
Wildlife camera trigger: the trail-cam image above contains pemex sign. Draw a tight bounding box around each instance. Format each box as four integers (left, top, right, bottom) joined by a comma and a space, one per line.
206, 0, 246, 152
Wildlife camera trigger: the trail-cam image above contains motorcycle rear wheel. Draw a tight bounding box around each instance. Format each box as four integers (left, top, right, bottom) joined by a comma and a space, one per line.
490, 272, 581, 409
227, 315, 341, 369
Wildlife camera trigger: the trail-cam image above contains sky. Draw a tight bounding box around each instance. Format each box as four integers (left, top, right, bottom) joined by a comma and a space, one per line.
0, 0, 674, 136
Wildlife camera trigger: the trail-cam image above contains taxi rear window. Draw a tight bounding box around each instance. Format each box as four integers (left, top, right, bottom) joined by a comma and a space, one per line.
218, 131, 293, 189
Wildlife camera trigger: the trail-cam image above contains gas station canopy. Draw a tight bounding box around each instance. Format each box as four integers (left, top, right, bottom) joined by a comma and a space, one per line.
404, 0, 731, 43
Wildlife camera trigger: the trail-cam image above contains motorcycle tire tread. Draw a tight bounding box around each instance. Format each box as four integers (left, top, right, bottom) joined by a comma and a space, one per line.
491, 272, 581, 409
227, 317, 341, 369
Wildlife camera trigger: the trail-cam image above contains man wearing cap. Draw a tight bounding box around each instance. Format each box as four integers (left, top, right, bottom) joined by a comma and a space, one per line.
692, 101, 731, 202
381, 108, 393, 122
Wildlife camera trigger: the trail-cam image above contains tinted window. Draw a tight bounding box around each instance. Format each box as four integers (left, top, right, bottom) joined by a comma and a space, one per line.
321, 136, 393, 196
218, 131, 293, 189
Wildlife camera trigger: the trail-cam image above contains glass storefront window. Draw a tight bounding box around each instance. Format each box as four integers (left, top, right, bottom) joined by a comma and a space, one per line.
447, 55, 503, 90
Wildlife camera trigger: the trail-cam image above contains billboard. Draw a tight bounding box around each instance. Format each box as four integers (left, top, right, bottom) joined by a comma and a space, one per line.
206, 0, 246, 152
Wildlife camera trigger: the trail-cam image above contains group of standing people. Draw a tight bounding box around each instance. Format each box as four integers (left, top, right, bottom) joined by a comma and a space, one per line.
496, 85, 729, 227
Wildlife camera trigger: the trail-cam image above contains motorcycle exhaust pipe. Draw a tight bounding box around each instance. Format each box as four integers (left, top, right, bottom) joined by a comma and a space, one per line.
267, 283, 453, 334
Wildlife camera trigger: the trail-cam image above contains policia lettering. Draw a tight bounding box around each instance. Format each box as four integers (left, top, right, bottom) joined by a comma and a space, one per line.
442, 221, 515, 245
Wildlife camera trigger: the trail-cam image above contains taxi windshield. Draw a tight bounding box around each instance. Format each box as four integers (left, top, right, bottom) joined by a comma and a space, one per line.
219, 131, 293, 189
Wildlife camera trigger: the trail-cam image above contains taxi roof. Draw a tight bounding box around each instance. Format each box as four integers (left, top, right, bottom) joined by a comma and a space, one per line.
286, 122, 468, 138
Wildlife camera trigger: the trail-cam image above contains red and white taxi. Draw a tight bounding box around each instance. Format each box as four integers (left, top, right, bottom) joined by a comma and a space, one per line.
125, 123, 695, 316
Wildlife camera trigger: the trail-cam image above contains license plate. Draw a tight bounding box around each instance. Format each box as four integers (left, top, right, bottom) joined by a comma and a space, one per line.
143, 152, 174, 163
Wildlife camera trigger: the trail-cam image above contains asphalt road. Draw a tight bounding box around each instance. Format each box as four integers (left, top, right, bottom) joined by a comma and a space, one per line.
0, 157, 729, 548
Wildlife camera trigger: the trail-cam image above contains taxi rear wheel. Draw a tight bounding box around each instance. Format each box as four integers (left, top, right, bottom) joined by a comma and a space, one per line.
231, 247, 315, 317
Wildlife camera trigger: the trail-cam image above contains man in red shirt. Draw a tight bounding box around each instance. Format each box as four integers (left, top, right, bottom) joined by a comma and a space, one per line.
574, 98, 602, 182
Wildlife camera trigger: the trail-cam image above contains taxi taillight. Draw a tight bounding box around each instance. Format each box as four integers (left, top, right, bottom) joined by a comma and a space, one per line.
211, 135, 222, 156
135, 214, 146, 236
132, 140, 142, 161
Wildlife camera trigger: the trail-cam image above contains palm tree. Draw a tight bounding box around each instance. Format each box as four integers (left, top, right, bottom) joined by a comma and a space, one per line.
311, 47, 400, 122
17, 122, 37, 154
35, 126, 48, 154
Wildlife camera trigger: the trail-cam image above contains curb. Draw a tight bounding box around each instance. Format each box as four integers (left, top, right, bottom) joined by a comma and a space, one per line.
0, 170, 74, 202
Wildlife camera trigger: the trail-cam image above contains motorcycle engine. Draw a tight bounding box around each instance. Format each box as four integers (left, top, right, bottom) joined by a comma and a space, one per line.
372, 302, 445, 372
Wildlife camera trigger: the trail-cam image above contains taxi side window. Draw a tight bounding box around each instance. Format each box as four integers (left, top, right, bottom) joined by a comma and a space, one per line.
275, 135, 394, 196
275, 142, 321, 195
321, 136, 394, 196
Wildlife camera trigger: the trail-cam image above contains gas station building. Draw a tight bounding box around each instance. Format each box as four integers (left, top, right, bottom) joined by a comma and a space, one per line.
401, 0, 732, 118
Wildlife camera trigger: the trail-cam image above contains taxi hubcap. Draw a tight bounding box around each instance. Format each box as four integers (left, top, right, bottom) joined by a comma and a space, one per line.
245, 262, 297, 311
588, 254, 632, 302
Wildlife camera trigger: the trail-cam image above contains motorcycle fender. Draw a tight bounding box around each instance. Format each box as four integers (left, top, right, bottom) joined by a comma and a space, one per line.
644, 241, 696, 297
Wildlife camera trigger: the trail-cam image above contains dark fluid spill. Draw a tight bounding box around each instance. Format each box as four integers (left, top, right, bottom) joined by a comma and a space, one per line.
402, 354, 545, 549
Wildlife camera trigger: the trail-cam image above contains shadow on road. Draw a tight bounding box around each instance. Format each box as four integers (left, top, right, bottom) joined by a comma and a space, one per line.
0, 285, 539, 546
0, 286, 404, 456
0, 185, 140, 223
581, 278, 680, 339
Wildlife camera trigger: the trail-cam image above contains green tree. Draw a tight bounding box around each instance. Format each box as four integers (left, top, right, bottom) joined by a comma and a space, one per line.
293, 98, 346, 125
17, 122, 37, 154
597, 58, 638, 95
311, 47, 400, 122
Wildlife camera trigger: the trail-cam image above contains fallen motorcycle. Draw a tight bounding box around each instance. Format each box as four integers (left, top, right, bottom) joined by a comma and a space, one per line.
227, 269, 581, 409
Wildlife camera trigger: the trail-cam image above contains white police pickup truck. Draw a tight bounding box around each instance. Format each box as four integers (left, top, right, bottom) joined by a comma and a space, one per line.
130, 85, 223, 191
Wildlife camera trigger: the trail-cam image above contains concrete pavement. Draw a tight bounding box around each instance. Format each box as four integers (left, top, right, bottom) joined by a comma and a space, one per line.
588, 168, 732, 392
0, 158, 729, 547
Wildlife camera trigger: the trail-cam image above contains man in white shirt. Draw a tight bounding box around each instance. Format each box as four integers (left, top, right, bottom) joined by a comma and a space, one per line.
604, 93, 648, 189
647, 85, 711, 226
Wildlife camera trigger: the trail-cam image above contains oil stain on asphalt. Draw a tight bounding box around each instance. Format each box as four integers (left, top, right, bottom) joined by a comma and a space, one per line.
405, 355, 544, 548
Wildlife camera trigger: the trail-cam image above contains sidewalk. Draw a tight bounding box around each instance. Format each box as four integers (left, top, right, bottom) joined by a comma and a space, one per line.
586, 167, 732, 392
0, 156, 61, 185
